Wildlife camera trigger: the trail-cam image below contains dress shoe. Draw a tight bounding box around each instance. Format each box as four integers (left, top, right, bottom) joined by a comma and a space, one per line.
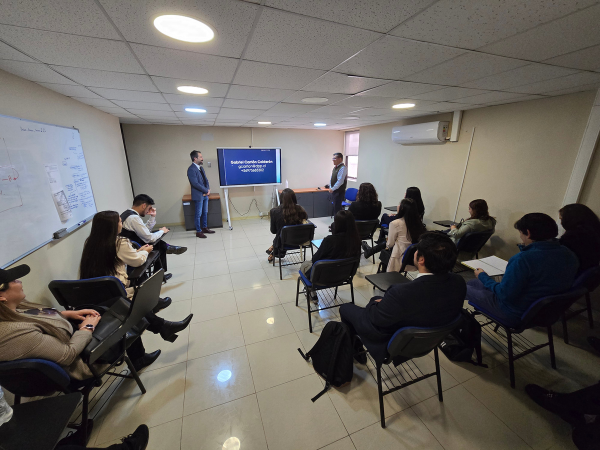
202, 227, 216, 234
159, 314, 193, 342
362, 242, 375, 259
153, 297, 171, 313
196, 231, 207, 239
120, 424, 150, 450
166, 245, 187, 255
132, 350, 161, 372
162, 273, 172, 283
525, 384, 585, 426
588, 336, 600, 354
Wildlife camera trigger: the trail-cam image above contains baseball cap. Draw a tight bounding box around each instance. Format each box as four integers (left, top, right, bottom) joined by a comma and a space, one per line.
0, 264, 30, 287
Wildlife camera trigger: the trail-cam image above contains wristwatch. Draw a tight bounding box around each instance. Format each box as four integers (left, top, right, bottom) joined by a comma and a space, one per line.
83, 324, 95, 332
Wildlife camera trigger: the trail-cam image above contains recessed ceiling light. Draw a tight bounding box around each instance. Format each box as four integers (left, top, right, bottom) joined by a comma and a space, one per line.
154, 15, 215, 43
342, 116, 359, 120
301, 97, 328, 104
185, 107, 206, 113
392, 103, 416, 109
314, 123, 327, 127
258, 121, 271, 125
177, 85, 208, 95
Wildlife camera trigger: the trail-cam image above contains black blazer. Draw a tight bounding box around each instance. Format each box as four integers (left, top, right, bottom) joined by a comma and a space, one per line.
560, 229, 600, 274
269, 205, 307, 248
348, 201, 382, 221
313, 232, 360, 264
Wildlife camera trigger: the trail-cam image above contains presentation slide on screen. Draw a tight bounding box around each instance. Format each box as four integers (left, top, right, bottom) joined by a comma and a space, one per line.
217, 148, 281, 187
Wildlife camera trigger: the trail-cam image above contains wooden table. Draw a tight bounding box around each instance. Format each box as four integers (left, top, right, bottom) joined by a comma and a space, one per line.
182, 194, 223, 230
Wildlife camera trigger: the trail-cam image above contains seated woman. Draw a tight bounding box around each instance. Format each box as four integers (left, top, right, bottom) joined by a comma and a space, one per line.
348, 182, 382, 220
0, 264, 157, 377
80, 211, 192, 343
447, 199, 496, 244
559, 203, 600, 274
300, 210, 361, 299
363, 198, 426, 272
378, 186, 425, 242
267, 188, 308, 262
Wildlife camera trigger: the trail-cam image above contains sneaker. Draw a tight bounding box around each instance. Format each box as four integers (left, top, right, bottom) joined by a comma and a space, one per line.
121, 424, 150, 450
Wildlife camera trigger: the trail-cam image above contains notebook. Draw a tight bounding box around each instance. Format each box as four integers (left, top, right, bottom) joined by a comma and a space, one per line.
461, 256, 508, 276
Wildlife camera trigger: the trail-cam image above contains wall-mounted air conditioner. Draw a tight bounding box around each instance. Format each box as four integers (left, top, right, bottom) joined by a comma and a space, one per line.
392, 121, 449, 145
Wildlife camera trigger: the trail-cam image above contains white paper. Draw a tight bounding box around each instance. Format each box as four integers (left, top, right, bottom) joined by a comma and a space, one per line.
45, 163, 72, 222
462, 256, 508, 276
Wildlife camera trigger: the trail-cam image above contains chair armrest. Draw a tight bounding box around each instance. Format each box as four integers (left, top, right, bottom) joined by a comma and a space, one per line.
128, 251, 159, 283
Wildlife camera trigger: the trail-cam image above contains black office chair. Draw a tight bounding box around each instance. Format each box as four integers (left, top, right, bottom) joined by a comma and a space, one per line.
561, 266, 600, 344
363, 315, 462, 428
273, 223, 315, 280
128, 240, 161, 286
356, 220, 380, 263
453, 230, 494, 272
49, 276, 129, 311
469, 286, 587, 388
366, 244, 418, 293
297, 257, 360, 332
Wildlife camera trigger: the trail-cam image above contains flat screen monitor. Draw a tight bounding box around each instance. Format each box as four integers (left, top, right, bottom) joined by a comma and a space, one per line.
217, 148, 281, 188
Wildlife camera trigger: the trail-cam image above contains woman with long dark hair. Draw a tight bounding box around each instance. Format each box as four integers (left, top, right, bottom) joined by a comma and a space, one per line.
348, 182, 382, 220
447, 199, 496, 244
80, 211, 192, 343
378, 186, 425, 242
559, 203, 600, 273
267, 188, 308, 262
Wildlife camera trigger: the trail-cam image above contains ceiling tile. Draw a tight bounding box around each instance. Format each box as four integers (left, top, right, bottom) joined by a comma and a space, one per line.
126, 109, 177, 117
264, 103, 321, 116
99, 0, 258, 58
244, 8, 381, 70
509, 72, 600, 95
232, 60, 325, 89
336, 96, 435, 109
217, 108, 263, 119
356, 80, 442, 98
94, 106, 137, 116
0, 25, 144, 73
162, 94, 224, 106
227, 85, 296, 101
302, 73, 387, 94
89, 87, 166, 102
543, 83, 600, 97
0, 41, 35, 62
404, 52, 527, 85
52, 66, 157, 90
484, 94, 546, 106
38, 83, 102, 98
453, 91, 531, 104
335, 35, 465, 80
175, 111, 218, 118
282, 91, 350, 104
131, 44, 238, 83
390, 0, 597, 49
480, 4, 600, 61
172, 105, 220, 114
112, 100, 172, 111
222, 99, 278, 109
544, 45, 600, 72
180, 120, 215, 125
248, 116, 285, 124
461, 63, 579, 90
412, 87, 489, 101
72, 97, 118, 107
264, 0, 436, 33
151, 77, 229, 96
0, 0, 120, 39
119, 119, 150, 124
0, 60, 77, 84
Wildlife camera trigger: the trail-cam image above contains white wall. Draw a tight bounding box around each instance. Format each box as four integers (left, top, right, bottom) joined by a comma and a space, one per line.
121, 125, 344, 225
0, 69, 132, 305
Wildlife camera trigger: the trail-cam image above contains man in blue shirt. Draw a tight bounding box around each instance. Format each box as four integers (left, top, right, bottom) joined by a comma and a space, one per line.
467, 212, 579, 326
187, 150, 215, 239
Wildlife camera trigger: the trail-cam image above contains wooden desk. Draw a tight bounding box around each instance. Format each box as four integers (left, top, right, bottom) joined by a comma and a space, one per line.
182, 194, 223, 230
278, 187, 331, 218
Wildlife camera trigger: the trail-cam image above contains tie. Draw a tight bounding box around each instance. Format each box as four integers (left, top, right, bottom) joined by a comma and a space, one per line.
199, 166, 208, 185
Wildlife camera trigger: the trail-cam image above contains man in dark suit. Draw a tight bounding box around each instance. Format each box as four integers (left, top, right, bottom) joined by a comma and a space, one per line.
339, 232, 466, 364
187, 150, 215, 239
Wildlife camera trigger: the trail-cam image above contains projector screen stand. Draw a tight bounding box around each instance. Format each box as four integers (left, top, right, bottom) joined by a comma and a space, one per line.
224, 188, 233, 230
275, 185, 280, 206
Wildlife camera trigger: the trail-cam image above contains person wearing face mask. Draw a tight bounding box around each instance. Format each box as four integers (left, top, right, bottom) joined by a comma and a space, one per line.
558, 203, 600, 275
466, 213, 579, 327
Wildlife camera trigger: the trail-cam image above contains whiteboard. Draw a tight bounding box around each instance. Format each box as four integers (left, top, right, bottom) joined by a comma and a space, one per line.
0, 114, 97, 268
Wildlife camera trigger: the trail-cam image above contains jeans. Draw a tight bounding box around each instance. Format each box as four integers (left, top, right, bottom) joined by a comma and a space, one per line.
466, 278, 521, 327
194, 196, 209, 231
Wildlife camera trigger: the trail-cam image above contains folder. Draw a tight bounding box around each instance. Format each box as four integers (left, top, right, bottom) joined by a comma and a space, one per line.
461, 256, 508, 276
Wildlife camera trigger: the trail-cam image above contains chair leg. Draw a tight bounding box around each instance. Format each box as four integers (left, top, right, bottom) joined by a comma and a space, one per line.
377, 365, 385, 428
371, 238, 375, 264
350, 282, 355, 305
562, 314, 569, 345
307, 294, 313, 333
548, 326, 557, 370
310, 246, 314, 259
124, 354, 147, 394
80, 390, 90, 445
587, 293, 594, 329
507, 330, 515, 389
279, 256, 283, 280
296, 277, 301, 307
434, 347, 443, 402
334, 286, 338, 299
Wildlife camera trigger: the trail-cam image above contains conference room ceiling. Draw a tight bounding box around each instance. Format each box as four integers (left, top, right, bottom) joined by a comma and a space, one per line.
1, 0, 600, 130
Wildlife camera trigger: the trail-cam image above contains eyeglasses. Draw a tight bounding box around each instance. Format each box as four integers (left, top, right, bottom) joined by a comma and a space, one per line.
22, 307, 61, 316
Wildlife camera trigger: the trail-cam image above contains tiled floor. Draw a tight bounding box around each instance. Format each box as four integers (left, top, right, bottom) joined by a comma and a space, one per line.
85, 217, 600, 450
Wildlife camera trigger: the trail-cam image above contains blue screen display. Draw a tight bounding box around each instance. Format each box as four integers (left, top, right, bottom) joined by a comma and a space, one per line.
217, 148, 281, 187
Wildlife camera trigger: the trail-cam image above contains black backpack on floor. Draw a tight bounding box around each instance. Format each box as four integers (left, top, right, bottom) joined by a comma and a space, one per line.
438, 309, 488, 367
298, 321, 354, 402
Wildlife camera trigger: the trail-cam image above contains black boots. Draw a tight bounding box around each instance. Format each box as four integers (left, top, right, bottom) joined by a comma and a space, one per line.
159, 314, 193, 342
132, 350, 161, 372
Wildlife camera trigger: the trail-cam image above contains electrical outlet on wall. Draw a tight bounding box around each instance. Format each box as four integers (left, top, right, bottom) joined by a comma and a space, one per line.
207, 161, 211, 167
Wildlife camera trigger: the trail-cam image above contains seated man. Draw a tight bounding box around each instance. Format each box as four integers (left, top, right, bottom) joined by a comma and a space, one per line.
120, 194, 186, 282
339, 232, 466, 363
467, 213, 579, 327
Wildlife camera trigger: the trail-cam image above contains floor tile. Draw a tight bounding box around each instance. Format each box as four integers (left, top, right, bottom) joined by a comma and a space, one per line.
231, 268, 271, 290
167, 252, 196, 268
296, 328, 322, 351
168, 237, 198, 249
226, 246, 260, 261
94, 418, 183, 450
234, 285, 281, 313
161, 280, 194, 301
183, 347, 255, 415
222, 237, 253, 249
257, 375, 348, 450
192, 274, 233, 297
141, 327, 190, 372
181, 395, 268, 450
187, 315, 245, 359
155, 298, 192, 322
321, 437, 356, 450
190, 291, 238, 323
195, 240, 225, 252
282, 301, 338, 333
239, 305, 296, 345
169, 264, 195, 282
193, 260, 230, 279
248, 234, 275, 246
271, 279, 301, 304
194, 249, 227, 264
350, 409, 443, 450
227, 257, 264, 273
246, 333, 314, 392
263, 263, 301, 282
411, 385, 531, 450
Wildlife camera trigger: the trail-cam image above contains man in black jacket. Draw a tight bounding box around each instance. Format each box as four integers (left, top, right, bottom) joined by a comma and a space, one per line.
339, 232, 466, 363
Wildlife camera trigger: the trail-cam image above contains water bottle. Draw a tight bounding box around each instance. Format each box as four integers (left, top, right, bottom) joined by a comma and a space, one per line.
0, 386, 13, 426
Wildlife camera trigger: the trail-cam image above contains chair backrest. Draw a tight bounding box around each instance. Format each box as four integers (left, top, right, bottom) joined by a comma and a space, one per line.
387, 315, 463, 360
48, 276, 128, 310
280, 223, 315, 248
345, 188, 358, 202
456, 230, 494, 254
399, 244, 418, 273
0, 359, 71, 398
520, 287, 588, 329
310, 257, 361, 287
355, 220, 379, 240
573, 266, 600, 293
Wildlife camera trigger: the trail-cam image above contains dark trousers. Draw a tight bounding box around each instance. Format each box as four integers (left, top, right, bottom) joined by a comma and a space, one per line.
466, 278, 521, 327
126, 336, 146, 361
155, 240, 168, 272
380, 213, 396, 226
332, 189, 345, 215
553, 383, 600, 450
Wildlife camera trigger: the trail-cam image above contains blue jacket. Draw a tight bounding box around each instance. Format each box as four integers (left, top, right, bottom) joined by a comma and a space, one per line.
478, 240, 579, 320
187, 163, 209, 201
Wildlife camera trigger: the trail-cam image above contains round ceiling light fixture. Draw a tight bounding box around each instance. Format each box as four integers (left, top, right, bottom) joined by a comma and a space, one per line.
154, 15, 215, 43
301, 97, 328, 104
185, 107, 206, 113
177, 86, 208, 95
392, 103, 416, 109
314, 123, 327, 127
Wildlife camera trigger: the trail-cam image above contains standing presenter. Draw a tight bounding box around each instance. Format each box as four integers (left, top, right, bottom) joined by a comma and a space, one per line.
328, 152, 347, 215
187, 150, 215, 239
